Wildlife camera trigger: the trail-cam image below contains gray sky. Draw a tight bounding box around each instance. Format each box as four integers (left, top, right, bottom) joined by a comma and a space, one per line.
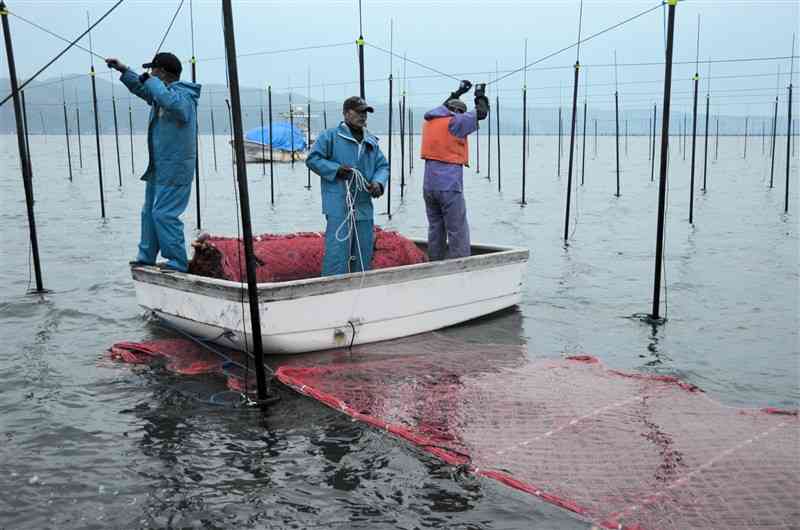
2, 0, 799, 115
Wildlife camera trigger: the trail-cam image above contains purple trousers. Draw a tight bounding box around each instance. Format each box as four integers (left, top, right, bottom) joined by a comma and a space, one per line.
423, 190, 471, 261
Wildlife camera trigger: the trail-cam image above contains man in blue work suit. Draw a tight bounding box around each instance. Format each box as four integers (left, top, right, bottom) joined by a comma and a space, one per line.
106, 53, 201, 272
306, 96, 389, 276
420, 80, 489, 260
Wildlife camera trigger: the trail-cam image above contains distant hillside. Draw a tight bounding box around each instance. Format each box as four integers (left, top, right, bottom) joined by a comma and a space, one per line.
1, 75, 785, 136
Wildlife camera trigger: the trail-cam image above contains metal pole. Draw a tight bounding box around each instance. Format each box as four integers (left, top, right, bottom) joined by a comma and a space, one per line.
306, 100, 311, 190
581, 99, 587, 185
210, 104, 218, 172
1, 2, 44, 292
399, 97, 405, 199
557, 107, 562, 176
702, 94, 709, 192
770, 97, 778, 188
89, 66, 105, 218
128, 100, 135, 175
357, 35, 365, 99
563, 61, 580, 241
650, 0, 678, 321
289, 94, 295, 169
386, 74, 392, 218
62, 100, 73, 181
496, 95, 501, 191
76, 103, 83, 168
689, 73, 699, 224
111, 95, 122, 186
191, 58, 200, 229
614, 90, 620, 196
268, 85, 274, 205
259, 102, 266, 175
651, 104, 657, 182
786, 83, 793, 212
521, 86, 527, 204
221, 0, 269, 404
743, 116, 748, 158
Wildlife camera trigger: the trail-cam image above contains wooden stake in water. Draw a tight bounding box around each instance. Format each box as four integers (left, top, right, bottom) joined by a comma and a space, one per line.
521, 87, 527, 204
563, 1, 584, 242
267, 85, 274, 205
650, 0, 678, 322
1, 0, 45, 292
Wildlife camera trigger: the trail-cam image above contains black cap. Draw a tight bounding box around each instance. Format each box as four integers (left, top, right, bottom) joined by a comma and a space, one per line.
142, 52, 182, 77
343, 96, 374, 113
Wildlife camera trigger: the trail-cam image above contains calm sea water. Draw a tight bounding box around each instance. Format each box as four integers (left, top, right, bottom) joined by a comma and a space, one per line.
1, 131, 797, 529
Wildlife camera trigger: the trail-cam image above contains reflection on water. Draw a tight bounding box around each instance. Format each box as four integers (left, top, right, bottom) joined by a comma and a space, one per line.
0, 134, 796, 528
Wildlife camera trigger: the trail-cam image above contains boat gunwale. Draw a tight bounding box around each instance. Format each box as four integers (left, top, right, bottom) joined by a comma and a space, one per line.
132, 242, 529, 303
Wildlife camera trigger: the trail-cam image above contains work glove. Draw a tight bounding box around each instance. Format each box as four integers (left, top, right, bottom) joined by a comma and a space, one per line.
368, 182, 384, 198
474, 83, 486, 98
336, 165, 353, 180
474, 95, 490, 121
446, 80, 473, 102
138, 72, 151, 84
105, 58, 128, 72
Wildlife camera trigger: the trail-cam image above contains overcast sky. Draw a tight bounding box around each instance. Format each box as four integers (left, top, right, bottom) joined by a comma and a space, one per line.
2, 0, 798, 115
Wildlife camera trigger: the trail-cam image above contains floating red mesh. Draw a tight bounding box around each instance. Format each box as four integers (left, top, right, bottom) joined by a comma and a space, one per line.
107, 337, 800, 529
188, 227, 427, 282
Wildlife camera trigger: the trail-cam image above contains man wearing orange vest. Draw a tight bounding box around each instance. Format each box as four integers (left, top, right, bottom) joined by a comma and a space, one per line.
420, 80, 489, 260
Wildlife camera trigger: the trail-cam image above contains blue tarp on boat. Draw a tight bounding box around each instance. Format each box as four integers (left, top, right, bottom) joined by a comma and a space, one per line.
245, 122, 307, 151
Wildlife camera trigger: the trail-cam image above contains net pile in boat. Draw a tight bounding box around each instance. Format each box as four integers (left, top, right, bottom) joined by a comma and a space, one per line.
107, 337, 799, 529
188, 227, 427, 282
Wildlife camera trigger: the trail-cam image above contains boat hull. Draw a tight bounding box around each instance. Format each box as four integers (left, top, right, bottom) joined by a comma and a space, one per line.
242, 140, 307, 163
132, 243, 528, 354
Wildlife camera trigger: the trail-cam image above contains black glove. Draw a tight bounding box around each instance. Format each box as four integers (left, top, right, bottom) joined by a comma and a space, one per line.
138, 72, 151, 84
456, 80, 472, 96
336, 165, 353, 180
369, 182, 383, 198
474, 95, 490, 121
474, 83, 486, 98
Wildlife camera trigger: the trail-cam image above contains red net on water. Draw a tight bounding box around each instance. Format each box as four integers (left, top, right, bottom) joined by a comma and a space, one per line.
188, 227, 427, 282
107, 336, 799, 529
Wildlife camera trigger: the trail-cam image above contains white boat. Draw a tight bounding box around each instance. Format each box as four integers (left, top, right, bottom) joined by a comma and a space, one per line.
131, 241, 529, 354
242, 141, 307, 163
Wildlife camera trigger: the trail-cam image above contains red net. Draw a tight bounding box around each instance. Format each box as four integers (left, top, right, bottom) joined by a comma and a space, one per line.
107, 337, 799, 529
188, 227, 427, 282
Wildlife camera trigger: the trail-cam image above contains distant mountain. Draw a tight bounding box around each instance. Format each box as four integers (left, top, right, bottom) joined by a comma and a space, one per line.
1, 75, 782, 136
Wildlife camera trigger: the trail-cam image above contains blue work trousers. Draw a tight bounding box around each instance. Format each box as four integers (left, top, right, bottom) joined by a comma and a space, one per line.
137, 179, 192, 271
423, 190, 470, 261
322, 215, 374, 276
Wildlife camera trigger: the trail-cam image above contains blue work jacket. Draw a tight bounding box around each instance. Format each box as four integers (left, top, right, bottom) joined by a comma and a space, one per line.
121, 69, 201, 186
306, 122, 389, 220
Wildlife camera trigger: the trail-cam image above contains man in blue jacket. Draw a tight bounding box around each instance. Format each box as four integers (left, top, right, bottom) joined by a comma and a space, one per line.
106, 53, 201, 272
306, 96, 389, 276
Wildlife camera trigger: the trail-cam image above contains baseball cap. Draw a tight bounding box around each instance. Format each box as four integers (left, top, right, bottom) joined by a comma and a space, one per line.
142, 52, 183, 77
343, 96, 374, 113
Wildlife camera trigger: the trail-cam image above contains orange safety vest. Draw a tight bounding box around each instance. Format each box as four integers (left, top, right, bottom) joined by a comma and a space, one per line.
420, 116, 469, 166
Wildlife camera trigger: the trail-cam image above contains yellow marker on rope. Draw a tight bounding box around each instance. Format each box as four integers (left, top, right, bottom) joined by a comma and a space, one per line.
356, 37, 365, 46
692, 74, 699, 81
190, 56, 197, 65
0, 8, 8, 16
668, 0, 678, 6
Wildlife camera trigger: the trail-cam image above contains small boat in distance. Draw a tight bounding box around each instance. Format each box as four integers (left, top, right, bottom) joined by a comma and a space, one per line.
242, 105, 316, 163
131, 241, 529, 354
